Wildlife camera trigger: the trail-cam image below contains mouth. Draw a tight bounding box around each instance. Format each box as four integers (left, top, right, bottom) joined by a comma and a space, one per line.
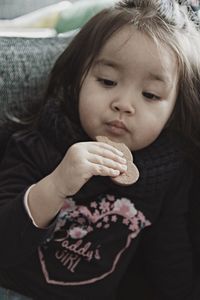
106, 120, 128, 135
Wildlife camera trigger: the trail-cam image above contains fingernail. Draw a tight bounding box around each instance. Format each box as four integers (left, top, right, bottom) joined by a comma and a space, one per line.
113, 170, 120, 176
121, 165, 128, 171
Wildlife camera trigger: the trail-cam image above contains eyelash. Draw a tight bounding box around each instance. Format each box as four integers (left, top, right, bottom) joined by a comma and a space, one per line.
96, 78, 117, 87
96, 78, 161, 100
143, 92, 161, 101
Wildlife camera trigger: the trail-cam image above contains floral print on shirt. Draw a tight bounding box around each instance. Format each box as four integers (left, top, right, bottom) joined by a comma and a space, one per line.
38, 194, 151, 285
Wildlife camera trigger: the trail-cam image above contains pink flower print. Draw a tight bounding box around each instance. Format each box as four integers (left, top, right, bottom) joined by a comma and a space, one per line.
54, 218, 66, 232
90, 201, 97, 208
59, 210, 69, 219
137, 211, 151, 227
77, 217, 86, 225
104, 223, 110, 229
137, 211, 146, 223
123, 218, 130, 225
62, 198, 76, 212
107, 194, 115, 202
111, 215, 117, 222
113, 198, 137, 219
99, 199, 110, 212
96, 222, 102, 228
69, 227, 88, 239
129, 221, 139, 232
87, 226, 93, 233
79, 206, 93, 220
103, 216, 109, 223
70, 210, 80, 218
146, 220, 151, 226
93, 209, 100, 222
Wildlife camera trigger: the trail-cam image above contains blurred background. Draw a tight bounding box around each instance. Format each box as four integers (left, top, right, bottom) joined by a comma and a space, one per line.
0, 0, 199, 38
0, 0, 119, 38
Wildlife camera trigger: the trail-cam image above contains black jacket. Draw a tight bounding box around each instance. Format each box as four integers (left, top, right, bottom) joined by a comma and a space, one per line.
0, 102, 196, 300
0, 126, 195, 300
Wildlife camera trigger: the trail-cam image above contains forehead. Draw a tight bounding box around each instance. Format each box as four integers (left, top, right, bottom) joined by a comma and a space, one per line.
95, 26, 178, 84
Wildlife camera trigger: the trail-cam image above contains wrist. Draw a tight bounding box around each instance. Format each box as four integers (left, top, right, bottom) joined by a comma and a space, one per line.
27, 175, 66, 228
50, 169, 75, 198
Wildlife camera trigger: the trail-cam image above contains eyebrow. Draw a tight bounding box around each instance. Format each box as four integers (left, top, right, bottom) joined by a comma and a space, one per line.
94, 59, 172, 86
147, 72, 171, 85
93, 58, 122, 71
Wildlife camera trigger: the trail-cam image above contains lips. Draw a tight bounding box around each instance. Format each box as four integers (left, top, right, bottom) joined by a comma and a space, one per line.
107, 120, 128, 131
105, 120, 129, 136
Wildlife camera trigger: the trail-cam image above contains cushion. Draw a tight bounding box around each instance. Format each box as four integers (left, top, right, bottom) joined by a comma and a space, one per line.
0, 35, 73, 122
55, 0, 117, 33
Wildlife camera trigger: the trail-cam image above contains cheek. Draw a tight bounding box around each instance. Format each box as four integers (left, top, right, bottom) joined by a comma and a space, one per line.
79, 83, 92, 121
79, 94, 98, 135
79, 78, 99, 112
79, 81, 106, 124
133, 124, 163, 150
79, 101, 91, 127
138, 111, 169, 141
150, 102, 176, 127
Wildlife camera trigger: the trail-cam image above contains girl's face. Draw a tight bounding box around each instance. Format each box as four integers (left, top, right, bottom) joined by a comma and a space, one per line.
79, 26, 178, 151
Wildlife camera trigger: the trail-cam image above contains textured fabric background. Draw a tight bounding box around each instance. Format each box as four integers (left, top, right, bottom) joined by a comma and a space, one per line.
0, 35, 73, 121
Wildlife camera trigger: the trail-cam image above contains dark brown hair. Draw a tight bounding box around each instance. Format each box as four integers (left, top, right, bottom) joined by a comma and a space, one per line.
39, 0, 200, 159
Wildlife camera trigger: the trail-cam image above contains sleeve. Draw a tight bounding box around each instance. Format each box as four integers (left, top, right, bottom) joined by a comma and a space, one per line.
142, 162, 195, 300
24, 184, 39, 227
0, 130, 59, 267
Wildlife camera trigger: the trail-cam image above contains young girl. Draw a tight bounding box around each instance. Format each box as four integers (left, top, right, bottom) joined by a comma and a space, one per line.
0, 0, 200, 299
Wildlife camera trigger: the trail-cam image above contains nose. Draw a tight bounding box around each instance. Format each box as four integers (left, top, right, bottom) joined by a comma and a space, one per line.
111, 94, 136, 115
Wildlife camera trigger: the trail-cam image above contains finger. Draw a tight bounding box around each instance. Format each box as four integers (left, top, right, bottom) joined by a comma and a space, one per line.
89, 154, 127, 173
90, 163, 121, 177
94, 142, 124, 157
88, 144, 126, 164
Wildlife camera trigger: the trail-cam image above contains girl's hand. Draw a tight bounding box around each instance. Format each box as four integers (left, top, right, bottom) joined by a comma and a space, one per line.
50, 141, 127, 197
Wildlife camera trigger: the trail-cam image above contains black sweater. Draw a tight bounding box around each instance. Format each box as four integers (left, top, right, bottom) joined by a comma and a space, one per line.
0, 126, 196, 300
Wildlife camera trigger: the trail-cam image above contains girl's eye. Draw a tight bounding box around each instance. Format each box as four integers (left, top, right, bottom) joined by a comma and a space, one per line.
97, 78, 117, 87
143, 92, 161, 101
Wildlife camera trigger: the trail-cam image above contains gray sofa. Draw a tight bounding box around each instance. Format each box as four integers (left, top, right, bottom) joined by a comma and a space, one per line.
0, 35, 74, 122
